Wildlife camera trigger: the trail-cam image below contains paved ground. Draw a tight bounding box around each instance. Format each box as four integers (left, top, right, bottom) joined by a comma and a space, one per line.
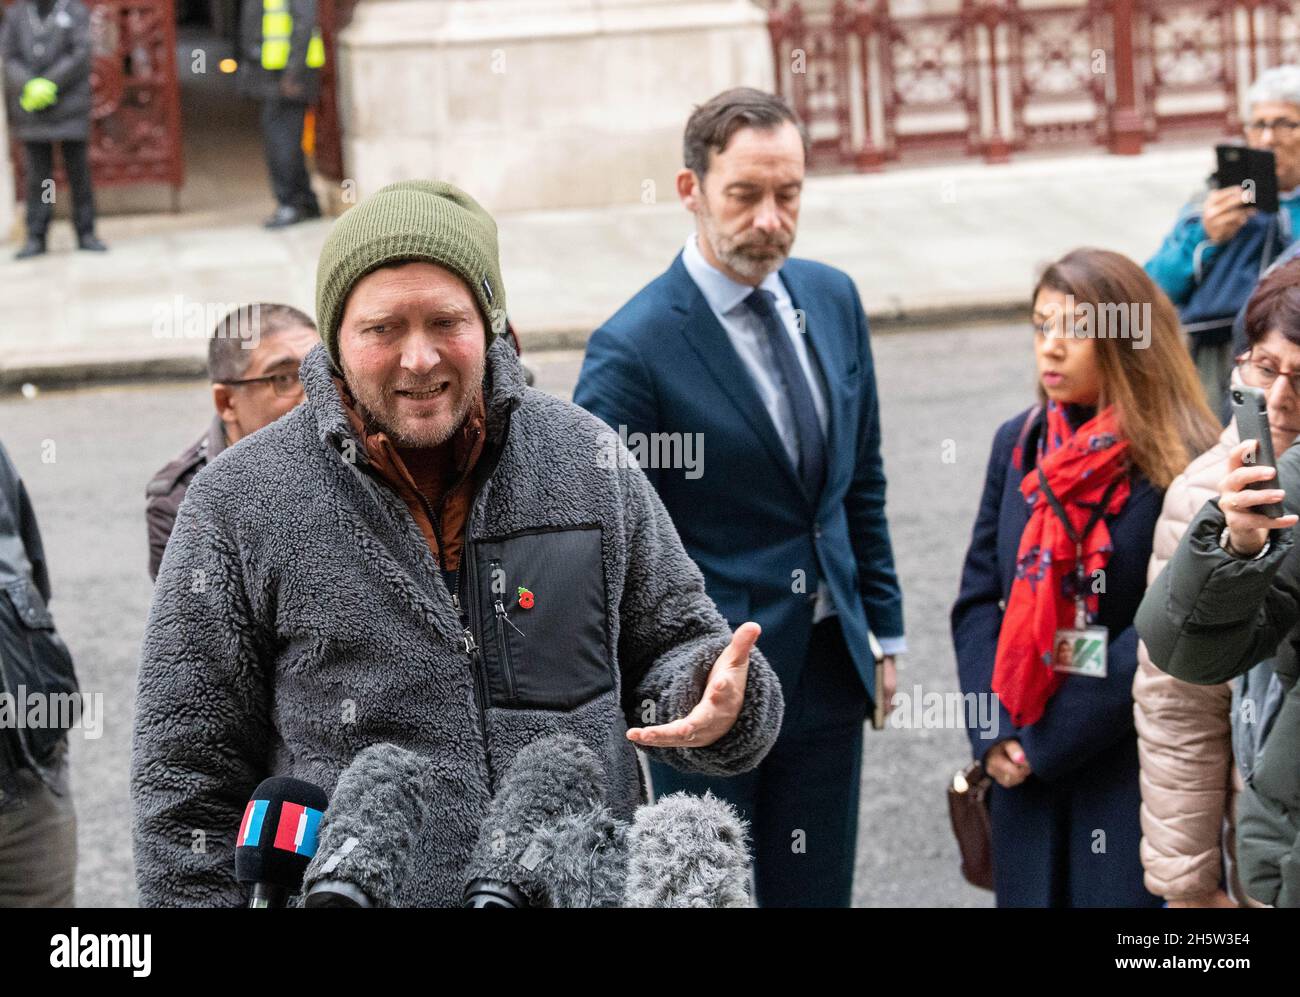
0, 319, 1027, 907
0, 143, 1214, 386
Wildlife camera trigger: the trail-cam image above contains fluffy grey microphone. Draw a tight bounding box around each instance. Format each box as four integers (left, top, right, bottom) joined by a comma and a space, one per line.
302, 743, 433, 908
462, 733, 626, 907
623, 791, 753, 908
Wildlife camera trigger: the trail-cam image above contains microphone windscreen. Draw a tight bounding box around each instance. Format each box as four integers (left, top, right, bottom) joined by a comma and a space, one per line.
495, 733, 608, 825
462, 733, 610, 907
623, 791, 752, 908
234, 776, 329, 894
301, 743, 432, 908
537, 808, 628, 908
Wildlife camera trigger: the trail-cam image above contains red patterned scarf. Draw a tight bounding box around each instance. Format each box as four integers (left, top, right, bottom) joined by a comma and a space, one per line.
992, 402, 1130, 727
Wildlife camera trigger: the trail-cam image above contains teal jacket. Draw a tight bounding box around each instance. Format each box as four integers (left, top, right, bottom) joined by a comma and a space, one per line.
1145, 182, 1300, 306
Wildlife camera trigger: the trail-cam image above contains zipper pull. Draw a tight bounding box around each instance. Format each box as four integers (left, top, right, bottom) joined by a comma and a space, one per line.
462, 627, 477, 655
495, 599, 526, 638
452, 590, 461, 613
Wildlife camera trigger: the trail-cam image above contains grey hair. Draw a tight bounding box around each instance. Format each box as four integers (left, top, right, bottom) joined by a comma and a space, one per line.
1246, 65, 1300, 110
207, 303, 316, 383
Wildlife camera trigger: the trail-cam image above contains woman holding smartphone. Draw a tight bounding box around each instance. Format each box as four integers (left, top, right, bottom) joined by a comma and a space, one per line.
952, 248, 1220, 907
1137, 259, 1300, 908
1133, 259, 1300, 909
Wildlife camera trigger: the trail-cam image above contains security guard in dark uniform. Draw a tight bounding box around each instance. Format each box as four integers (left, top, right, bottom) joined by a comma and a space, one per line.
239, 0, 325, 228
1, 0, 107, 257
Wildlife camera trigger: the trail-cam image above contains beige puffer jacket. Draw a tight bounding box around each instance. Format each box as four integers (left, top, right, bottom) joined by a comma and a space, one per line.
1134, 420, 1241, 903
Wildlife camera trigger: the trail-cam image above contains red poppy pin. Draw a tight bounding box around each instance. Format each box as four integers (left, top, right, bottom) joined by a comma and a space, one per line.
517, 586, 534, 610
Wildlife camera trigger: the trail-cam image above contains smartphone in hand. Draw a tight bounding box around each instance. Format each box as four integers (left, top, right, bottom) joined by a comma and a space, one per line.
1216, 145, 1280, 213
1231, 384, 1285, 518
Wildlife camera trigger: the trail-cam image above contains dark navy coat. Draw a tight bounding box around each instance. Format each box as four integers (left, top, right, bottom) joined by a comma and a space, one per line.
951, 404, 1164, 907
574, 252, 903, 701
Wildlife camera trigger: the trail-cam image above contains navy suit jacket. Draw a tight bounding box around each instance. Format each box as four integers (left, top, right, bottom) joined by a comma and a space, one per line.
573, 252, 903, 701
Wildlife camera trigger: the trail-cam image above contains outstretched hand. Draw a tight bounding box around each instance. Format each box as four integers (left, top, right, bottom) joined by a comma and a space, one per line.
626, 622, 760, 749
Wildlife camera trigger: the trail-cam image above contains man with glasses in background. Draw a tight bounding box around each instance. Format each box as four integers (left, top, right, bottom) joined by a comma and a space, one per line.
145, 304, 317, 579
1148, 65, 1300, 410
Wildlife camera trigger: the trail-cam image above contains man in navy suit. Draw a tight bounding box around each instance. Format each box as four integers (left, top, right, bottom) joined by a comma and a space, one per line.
574, 88, 905, 906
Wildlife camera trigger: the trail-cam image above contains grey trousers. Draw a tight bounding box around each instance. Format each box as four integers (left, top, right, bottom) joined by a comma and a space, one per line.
0, 760, 76, 907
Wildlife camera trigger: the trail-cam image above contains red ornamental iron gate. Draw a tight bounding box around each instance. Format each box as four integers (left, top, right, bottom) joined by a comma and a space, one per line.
767, 0, 1300, 170
85, 0, 183, 187
314, 0, 358, 182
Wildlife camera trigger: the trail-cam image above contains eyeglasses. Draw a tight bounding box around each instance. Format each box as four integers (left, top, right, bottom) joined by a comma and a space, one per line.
1245, 118, 1300, 137
1237, 352, 1300, 394
219, 370, 301, 397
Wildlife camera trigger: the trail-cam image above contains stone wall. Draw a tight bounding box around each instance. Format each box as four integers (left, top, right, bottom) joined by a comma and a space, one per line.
337, 0, 774, 212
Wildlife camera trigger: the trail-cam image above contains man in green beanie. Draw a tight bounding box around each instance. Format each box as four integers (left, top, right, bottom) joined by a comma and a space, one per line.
131, 179, 785, 907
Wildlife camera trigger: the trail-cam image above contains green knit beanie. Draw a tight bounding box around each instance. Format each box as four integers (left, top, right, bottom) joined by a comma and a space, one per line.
315, 179, 506, 369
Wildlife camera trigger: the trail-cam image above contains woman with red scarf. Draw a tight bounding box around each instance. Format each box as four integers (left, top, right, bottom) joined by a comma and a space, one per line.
952, 249, 1220, 906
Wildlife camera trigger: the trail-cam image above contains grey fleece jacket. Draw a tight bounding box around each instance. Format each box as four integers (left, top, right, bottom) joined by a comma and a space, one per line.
131, 338, 783, 907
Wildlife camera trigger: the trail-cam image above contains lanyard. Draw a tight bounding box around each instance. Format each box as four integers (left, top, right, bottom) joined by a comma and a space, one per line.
1037, 470, 1125, 628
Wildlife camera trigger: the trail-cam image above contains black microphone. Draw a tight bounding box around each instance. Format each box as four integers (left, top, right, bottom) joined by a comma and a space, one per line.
462, 734, 626, 908
302, 743, 434, 908
234, 776, 329, 908
623, 791, 753, 908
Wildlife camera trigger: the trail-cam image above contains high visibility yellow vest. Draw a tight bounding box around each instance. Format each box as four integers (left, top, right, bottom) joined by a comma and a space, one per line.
261, 0, 325, 71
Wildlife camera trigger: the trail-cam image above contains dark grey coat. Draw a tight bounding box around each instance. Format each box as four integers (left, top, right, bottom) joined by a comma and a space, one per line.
0, 0, 93, 143
131, 339, 784, 907
236, 0, 320, 105
0, 439, 77, 782
144, 415, 227, 582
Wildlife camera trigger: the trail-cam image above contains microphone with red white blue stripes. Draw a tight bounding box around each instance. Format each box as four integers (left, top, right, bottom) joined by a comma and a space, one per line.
234, 776, 329, 908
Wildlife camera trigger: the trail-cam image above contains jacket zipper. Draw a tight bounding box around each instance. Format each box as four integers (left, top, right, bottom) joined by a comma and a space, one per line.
489, 559, 519, 705
456, 502, 494, 789
415, 461, 494, 790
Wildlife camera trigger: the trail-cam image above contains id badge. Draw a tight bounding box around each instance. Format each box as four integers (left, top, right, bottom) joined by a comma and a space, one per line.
1051, 626, 1108, 678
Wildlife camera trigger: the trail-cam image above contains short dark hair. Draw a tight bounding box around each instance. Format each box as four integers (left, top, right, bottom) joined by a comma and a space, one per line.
207, 303, 316, 383
683, 87, 809, 177
1244, 258, 1300, 350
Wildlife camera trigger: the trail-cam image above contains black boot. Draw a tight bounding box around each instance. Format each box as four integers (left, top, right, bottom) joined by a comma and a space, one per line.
77, 232, 108, 252
263, 205, 305, 229
14, 235, 46, 259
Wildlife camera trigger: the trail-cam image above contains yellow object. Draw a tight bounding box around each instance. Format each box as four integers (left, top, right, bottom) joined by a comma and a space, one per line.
261, 0, 325, 71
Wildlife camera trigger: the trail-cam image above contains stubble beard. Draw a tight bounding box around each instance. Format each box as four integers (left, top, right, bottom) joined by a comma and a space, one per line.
344, 353, 486, 449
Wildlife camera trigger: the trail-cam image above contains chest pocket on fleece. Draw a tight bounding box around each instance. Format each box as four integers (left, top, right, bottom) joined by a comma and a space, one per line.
472, 525, 613, 710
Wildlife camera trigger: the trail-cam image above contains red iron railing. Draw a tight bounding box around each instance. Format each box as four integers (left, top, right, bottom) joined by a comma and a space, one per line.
768, 0, 1300, 169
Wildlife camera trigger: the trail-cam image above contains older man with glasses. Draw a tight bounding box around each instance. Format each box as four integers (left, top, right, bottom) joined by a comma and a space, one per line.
1148, 65, 1300, 411
144, 303, 318, 580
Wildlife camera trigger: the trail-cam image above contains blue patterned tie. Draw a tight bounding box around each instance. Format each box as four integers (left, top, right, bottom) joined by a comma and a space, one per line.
744, 288, 827, 499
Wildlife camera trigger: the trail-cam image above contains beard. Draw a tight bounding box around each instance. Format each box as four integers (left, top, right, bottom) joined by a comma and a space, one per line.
343, 352, 486, 449
697, 197, 794, 282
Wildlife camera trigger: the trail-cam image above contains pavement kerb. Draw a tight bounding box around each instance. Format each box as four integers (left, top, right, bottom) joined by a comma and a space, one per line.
0, 299, 1030, 393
